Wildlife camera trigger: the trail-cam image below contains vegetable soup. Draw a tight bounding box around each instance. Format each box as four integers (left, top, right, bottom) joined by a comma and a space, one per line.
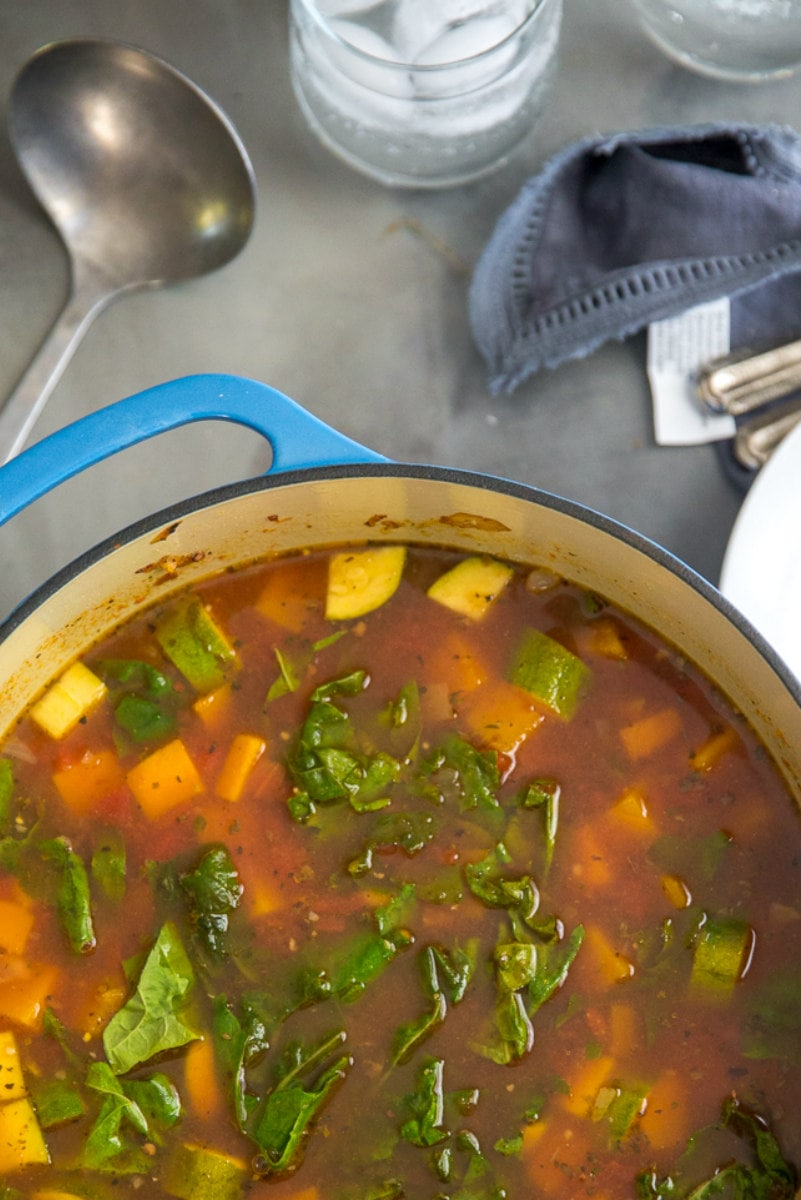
0, 544, 799, 1200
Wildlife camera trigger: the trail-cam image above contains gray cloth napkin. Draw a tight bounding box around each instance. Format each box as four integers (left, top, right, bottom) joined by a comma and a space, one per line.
469, 122, 801, 396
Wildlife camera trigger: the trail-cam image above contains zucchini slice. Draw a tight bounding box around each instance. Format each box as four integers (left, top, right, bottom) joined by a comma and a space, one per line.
326, 546, 406, 620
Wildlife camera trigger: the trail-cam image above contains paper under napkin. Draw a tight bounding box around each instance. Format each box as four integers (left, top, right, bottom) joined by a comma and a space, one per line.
469, 123, 801, 398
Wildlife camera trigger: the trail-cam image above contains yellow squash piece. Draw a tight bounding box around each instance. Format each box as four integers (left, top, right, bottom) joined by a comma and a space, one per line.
32, 1192, 86, 1200
326, 546, 407, 620
0, 1030, 28, 1101
427, 555, 513, 620
162, 1142, 249, 1200
29, 662, 107, 740
0, 1095, 50, 1173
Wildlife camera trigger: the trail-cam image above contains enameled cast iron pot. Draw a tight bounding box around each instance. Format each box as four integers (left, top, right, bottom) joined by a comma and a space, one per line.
2, 372, 801, 819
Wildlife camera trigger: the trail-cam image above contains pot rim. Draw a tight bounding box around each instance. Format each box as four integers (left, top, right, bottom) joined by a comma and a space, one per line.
4, 458, 798, 710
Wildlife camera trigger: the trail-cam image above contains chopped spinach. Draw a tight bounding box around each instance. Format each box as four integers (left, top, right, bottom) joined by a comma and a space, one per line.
102, 921, 199, 1075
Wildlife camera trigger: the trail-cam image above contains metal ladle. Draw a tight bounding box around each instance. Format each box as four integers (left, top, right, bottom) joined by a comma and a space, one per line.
0, 37, 256, 462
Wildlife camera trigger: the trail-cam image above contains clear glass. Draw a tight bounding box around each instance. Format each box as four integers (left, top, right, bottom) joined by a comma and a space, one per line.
288, 0, 562, 189
629, 0, 801, 82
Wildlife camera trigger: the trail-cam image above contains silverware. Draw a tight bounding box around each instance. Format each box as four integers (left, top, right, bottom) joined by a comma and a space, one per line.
696, 338, 801, 417
732, 395, 801, 471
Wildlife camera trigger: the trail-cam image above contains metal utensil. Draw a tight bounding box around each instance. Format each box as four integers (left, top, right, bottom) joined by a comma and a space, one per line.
0, 38, 256, 462
732, 395, 801, 472
696, 338, 801, 417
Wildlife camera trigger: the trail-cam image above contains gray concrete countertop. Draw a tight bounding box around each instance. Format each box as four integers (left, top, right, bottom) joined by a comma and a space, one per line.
0, 0, 799, 619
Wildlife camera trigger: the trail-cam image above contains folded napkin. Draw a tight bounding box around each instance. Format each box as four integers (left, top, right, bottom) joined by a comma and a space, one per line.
469, 122, 801, 396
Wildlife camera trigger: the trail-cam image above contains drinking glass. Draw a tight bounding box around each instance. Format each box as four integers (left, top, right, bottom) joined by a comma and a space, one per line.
289, 0, 563, 188
629, 0, 801, 82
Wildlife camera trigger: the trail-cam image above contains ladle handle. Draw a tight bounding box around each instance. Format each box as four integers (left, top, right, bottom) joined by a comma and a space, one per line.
0, 373, 387, 526
0, 285, 110, 463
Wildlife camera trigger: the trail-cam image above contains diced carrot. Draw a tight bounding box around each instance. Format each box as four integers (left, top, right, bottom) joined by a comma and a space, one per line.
215, 733, 267, 802
690, 726, 739, 772
620, 708, 682, 760
425, 631, 489, 698
29, 663, 107, 740
561, 1055, 615, 1117
609, 1003, 639, 1059
525, 1120, 595, 1195
584, 926, 635, 987
52, 748, 127, 815
256, 558, 325, 632
589, 618, 629, 661
248, 879, 283, 917
571, 825, 612, 887
610, 787, 658, 838
74, 980, 128, 1040
661, 874, 692, 909
462, 680, 544, 754
0, 963, 59, 1031
0, 901, 34, 958
126, 739, 204, 818
0, 1030, 27, 1101
184, 1038, 224, 1121
0, 1095, 50, 1171
521, 1119, 548, 1154
192, 683, 232, 726
281, 1190, 319, 1200
639, 1069, 688, 1151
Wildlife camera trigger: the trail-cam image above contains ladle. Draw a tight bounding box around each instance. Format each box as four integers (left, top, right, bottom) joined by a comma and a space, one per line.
0, 38, 256, 462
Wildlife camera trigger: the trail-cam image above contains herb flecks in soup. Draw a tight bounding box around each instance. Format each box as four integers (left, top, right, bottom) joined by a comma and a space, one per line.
0, 545, 799, 1200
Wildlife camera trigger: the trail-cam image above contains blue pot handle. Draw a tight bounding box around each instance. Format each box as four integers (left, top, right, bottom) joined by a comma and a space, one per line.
0, 373, 387, 526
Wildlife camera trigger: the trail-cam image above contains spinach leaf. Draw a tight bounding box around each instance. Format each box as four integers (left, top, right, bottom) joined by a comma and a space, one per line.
83, 1062, 181, 1172
744, 966, 801, 1064
179, 843, 243, 960
527, 924, 585, 1016
401, 1057, 448, 1147
419, 736, 500, 814
519, 777, 560, 871
380, 680, 422, 759
375, 882, 417, 936
426, 942, 478, 1005
102, 921, 199, 1075
311, 671, 368, 701
254, 1029, 351, 1174
392, 991, 447, 1064
495, 941, 537, 992
348, 809, 438, 877
96, 658, 178, 744
91, 829, 127, 902
83, 1061, 148, 1170
329, 931, 406, 1003
465, 844, 540, 926
31, 1077, 85, 1129
266, 646, 307, 702
39, 835, 96, 954
479, 990, 534, 1065
212, 993, 271, 1128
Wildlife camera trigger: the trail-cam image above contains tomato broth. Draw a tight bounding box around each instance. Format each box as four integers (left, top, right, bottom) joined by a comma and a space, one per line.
0, 544, 799, 1200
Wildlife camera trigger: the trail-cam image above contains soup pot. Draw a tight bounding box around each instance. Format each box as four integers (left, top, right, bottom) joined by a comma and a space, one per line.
1, 371, 800, 812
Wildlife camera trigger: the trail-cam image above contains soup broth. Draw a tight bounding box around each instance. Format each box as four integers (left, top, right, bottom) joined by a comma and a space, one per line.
0, 544, 799, 1200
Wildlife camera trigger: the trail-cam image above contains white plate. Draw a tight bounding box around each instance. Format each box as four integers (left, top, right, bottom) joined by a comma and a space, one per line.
720, 417, 801, 681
